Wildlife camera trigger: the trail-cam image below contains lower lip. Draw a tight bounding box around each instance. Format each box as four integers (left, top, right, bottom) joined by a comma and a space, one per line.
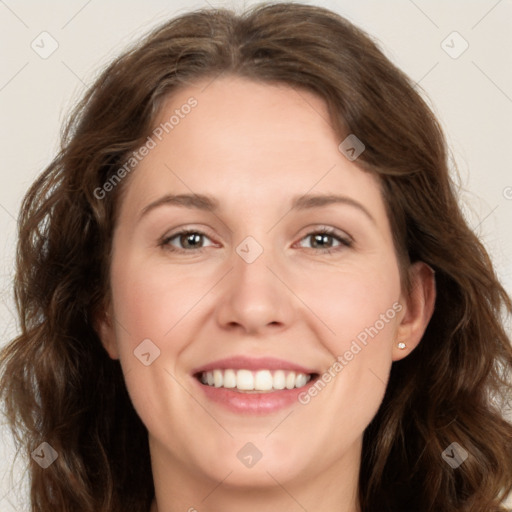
194, 376, 317, 414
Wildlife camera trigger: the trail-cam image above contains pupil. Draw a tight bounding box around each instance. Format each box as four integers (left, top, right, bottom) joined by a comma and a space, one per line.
178, 233, 335, 249
313, 234, 331, 248
183, 233, 201, 248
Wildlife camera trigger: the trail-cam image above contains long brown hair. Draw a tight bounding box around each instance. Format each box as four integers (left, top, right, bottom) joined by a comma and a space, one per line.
1, 3, 511, 511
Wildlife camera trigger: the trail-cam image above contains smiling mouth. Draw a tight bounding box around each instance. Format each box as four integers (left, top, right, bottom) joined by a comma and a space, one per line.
195, 369, 319, 393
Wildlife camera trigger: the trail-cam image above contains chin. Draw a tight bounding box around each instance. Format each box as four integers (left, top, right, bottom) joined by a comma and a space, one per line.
193, 435, 312, 487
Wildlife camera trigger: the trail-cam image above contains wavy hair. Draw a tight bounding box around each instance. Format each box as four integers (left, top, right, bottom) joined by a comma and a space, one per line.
1, 3, 511, 511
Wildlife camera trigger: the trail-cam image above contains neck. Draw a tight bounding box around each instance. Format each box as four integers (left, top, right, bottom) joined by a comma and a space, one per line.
148, 436, 362, 512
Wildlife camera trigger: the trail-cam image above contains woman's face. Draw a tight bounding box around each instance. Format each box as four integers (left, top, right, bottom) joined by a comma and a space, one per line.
97, 75, 433, 499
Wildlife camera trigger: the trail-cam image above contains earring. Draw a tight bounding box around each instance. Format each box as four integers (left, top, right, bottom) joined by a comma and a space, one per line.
397, 342, 407, 350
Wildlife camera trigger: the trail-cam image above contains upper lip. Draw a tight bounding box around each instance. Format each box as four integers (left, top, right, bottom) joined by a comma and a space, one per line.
191, 356, 318, 375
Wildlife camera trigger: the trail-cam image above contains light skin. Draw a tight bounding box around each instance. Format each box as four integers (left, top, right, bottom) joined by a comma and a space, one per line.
96, 75, 435, 512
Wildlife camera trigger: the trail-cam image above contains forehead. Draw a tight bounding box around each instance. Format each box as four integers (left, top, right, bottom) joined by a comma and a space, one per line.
117, 76, 387, 227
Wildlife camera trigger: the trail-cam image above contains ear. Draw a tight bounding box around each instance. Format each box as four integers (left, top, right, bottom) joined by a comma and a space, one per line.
393, 261, 436, 361
93, 303, 120, 360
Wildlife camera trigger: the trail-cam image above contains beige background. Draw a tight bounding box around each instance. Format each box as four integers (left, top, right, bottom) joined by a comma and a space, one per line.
1, 0, 511, 509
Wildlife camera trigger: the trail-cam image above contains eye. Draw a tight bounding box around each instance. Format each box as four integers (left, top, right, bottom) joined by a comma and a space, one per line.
160, 230, 215, 252
159, 227, 352, 254
296, 227, 353, 254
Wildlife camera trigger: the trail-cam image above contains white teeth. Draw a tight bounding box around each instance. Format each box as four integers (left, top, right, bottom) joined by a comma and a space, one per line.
295, 373, 308, 388
273, 370, 286, 390
236, 369, 254, 390
254, 370, 273, 391
223, 369, 236, 388
213, 369, 223, 388
199, 369, 312, 392
285, 372, 296, 390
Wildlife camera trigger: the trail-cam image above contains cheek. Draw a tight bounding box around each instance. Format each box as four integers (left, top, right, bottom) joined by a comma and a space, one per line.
292, 277, 400, 475
106, 257, 190, 399
293, 260, 401, 429
107, 260, 205, 440
297, 260, 402, 354
109, 257, 206, 353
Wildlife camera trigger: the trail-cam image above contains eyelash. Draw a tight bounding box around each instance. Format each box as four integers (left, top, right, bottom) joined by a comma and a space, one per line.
159, 227, 353, 255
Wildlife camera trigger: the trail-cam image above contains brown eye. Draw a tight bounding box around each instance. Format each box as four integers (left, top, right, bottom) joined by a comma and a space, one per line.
161, 230, 214, 252
297, 228, 352, 253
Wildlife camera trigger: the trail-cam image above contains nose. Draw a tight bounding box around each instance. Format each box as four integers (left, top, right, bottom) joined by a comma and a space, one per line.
214, 242, 296, 336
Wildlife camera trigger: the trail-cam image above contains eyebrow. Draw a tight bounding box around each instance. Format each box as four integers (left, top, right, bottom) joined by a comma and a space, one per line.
139, 193, 375, 224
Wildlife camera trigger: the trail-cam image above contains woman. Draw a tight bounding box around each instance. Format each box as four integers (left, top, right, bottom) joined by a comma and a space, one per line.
1, 3, 511, 511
